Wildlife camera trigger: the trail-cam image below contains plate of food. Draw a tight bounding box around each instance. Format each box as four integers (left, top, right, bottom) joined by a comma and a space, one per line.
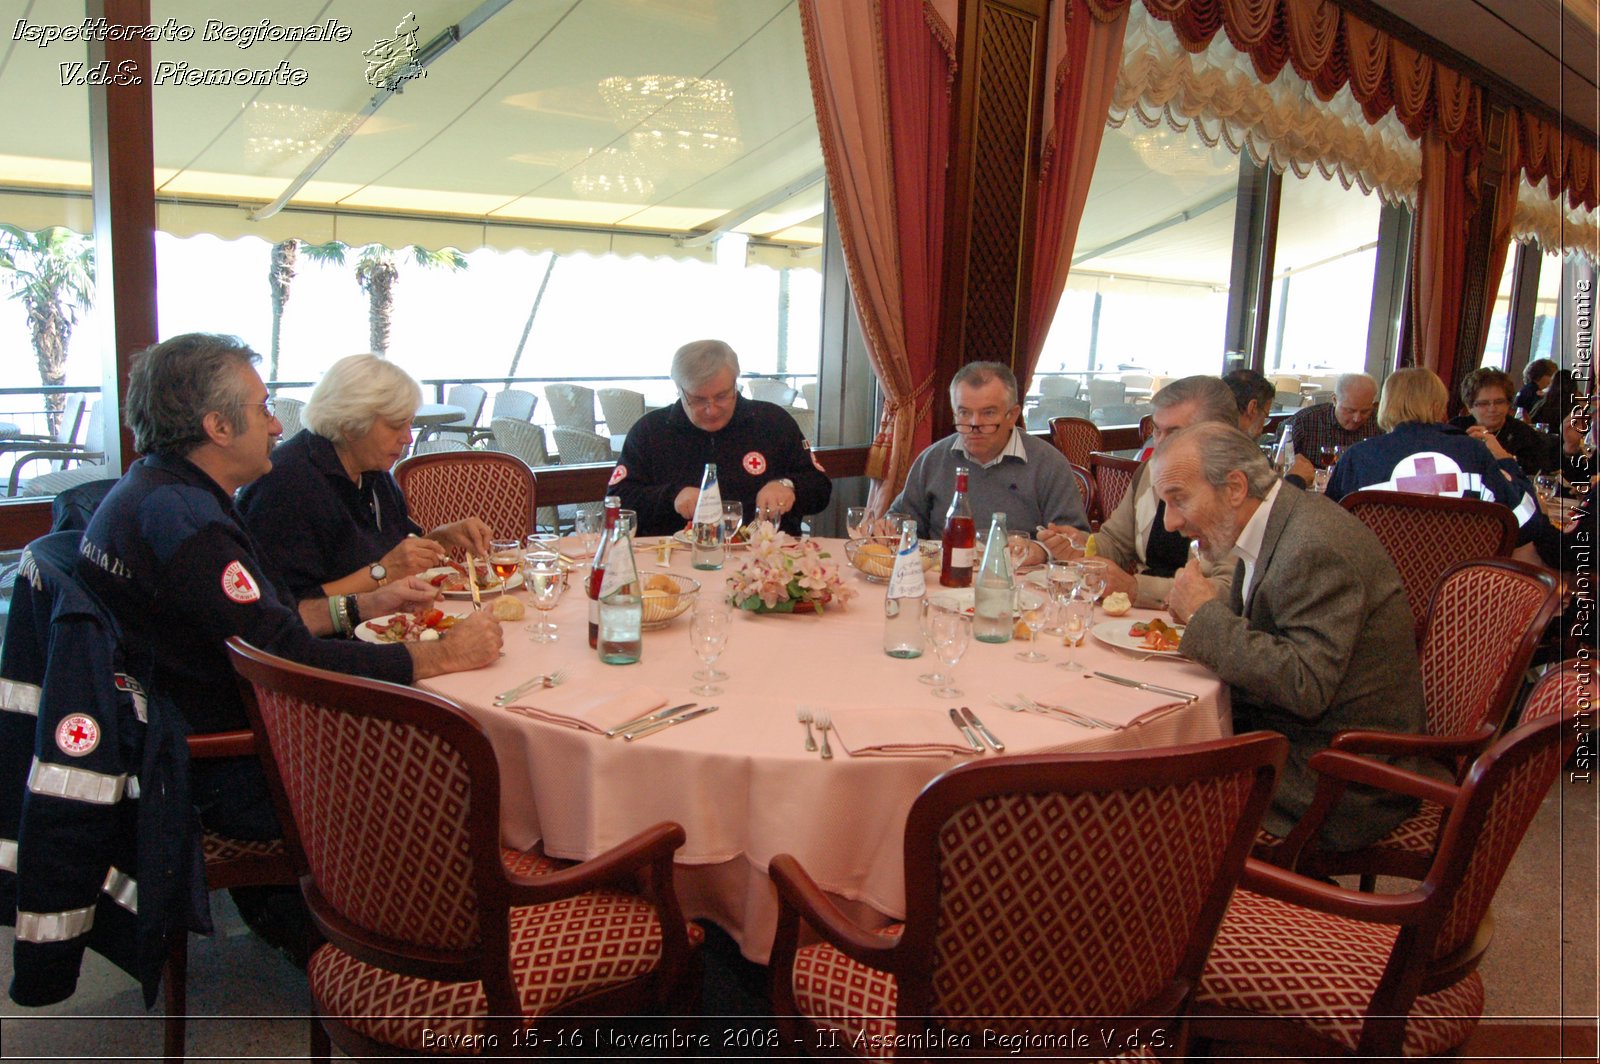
356, 608, 459, 644
1091, 617, 1186, 656
672, 524, 753, 550
422, 561, 523, 597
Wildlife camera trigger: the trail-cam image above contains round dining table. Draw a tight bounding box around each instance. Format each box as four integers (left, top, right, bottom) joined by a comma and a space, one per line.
412, 402, 468, 428
420, 538, 1230, 962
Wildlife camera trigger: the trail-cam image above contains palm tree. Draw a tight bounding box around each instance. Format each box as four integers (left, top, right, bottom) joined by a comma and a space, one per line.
297, 242, 467, 357
266, 239, 298, 380
0, 224, 96, 433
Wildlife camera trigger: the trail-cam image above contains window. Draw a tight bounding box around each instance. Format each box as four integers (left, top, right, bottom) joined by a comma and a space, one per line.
1480, 243, 1519, 368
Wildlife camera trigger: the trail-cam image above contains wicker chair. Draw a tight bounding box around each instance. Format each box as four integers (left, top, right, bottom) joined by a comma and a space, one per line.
272, 396, 305, 441
490, 388, 538, 423
1339, 489, 1518, 641
226, 639, 701, 1059
1048, 415, 1101, 468
747, 378, 798, 406
596, 387, 646, 435
545, 383, 597, 431
394, 450, 535, 550
551, 426, 616, 466
486, 417, 559, 532
1192, 697, 1580, 1059
417, 384, 489, 446
769, 735, 1286, 1058
1087, 450, 1141, 527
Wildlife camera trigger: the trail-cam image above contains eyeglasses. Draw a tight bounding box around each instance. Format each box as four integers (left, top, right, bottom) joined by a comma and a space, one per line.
235, 396, 277, 418
681, 387, 737, 411
1471, 398, 1510, 410
953, 420, 1006, 436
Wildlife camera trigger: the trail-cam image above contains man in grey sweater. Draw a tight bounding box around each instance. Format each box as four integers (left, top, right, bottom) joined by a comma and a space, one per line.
889, 361, 1089, 553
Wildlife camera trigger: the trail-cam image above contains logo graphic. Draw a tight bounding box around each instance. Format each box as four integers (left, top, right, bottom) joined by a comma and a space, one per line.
364, 12, 426, 89
742, 451, 767, 476
114, 674, 149, 723
1391, 453, 1464, 496
609, 464, 628, 486
56, 714, 100, 757
222, 561, 262, 603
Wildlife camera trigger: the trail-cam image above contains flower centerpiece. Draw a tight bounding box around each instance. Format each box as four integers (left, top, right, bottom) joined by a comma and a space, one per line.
728, 522, 854, 614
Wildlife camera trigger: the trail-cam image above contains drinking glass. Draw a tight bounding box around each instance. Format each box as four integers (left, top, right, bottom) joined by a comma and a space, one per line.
488, 540, 522, 591
1046, 558, 1080, 603
1076, 559, 1109, 602
521, 551, 564, 642
1535, 474, 1558, 502
927, 603, 971, 699
1006, 531, 1034, 571
845, 505, 872, 541
1015, 586, 1054, 663
617, 509, 638, 537
879, 511, 916, 539
1057, 596, 1094, 659
1319, 444, 1343, 468
574, 503, 605, 557
688, 602, 732, 695
691, 593, 733, 682
721, 501, 744, 546
917, 597, 950, 686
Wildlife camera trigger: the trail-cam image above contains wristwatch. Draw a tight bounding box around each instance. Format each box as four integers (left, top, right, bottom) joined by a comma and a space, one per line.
369, 562, 388, 586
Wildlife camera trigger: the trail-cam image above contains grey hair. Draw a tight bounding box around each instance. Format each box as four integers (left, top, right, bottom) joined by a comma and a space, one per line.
1334, 372, 1377, 401
304, 354, 422, 442
124, 333, 258, 457
1156, 421, 1278, 500
949, 361, 1019, 409
672, 339, 740, 392
1150, 375, 1238, 427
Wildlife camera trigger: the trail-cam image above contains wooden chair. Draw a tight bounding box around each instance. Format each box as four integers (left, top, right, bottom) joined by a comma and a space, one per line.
394, 450, 535, 550
1047, 415, 1101, 469
545, 383, 597, 431
769, 734, 1286, 1057
226, 639, 701, 1058
1087, 450, 1141, 526
1070, 462, 1096, 529
596, 387, 646, 435
1269, 559, 1559, 886
1339, 489, 1518, 641
1192, 696, 1581, 1059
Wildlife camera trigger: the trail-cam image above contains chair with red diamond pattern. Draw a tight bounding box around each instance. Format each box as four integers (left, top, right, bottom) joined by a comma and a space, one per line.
1339, 489, 1518, 642
1263, 557, 1559, 887
1190, 679, 1582, 1059
393, 450, 535, 559
1048, 415, 1101, 470
1087, 450, 1140, 528
768, 734, 1286, 1061
226, 638, 701, 1059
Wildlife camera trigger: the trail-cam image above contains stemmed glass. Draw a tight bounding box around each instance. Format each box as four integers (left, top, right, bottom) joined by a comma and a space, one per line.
1077, 559, 1108, 603
688, 600, 732, 695
845, 505, 872, 541
574, 503, 605, 557
520, 551, 564, 642
1046, 559, 1080, 603
926, 602, 971, 699
1014, 585, 1056, 663
488, 539, 522, 592
721, 501, 744, 547
1006, 531, 1034, 571
1056, 594, 1094, 668
918, 597, 951, 686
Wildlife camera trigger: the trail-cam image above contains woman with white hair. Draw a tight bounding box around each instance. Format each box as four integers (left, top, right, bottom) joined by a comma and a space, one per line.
239, 354, 490, 598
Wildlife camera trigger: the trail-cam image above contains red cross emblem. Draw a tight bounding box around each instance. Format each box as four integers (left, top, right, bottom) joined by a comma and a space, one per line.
1393, 454, 1461, 495
221, 560, 261, 603
56, 714, 100, 757
742, 451, 767, 476
608, 464, 627, 487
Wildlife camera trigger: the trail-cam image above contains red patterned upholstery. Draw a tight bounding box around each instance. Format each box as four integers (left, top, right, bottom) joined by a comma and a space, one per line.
227, 639, 699, 1059
1088, 451, 1140, 527
1339, 490, 1516, 638
201, 832, 287, 869
1518, 662, 1590, 725
1364, 800, 1446, 858
1192, 707, 1578, 1058
771, 736, 1286, 1057
394, 450, 535, 550
1049, 416, 1102, 469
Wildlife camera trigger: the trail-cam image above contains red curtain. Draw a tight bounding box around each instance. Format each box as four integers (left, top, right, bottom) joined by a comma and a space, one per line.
1409, 134, 1473, 383
800, 0, 953, 507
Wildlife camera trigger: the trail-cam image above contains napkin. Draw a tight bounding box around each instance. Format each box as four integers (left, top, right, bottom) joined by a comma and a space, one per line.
506, 685, 666, 734
822, 705, 972, 758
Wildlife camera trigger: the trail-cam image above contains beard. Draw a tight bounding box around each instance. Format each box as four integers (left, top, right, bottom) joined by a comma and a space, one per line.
1196, 509, 1242, 565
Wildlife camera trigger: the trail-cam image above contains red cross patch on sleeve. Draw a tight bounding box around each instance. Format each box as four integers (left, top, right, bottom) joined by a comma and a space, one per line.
609, 464, 627, 486
742, 451, 767, 476
56, 714, 101, 757
221, 560, 262, 603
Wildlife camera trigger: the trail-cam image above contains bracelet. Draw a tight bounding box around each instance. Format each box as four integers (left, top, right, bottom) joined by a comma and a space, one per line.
345, 594, 361, 626
327, 596, 345, 636
330, 595, 352, 637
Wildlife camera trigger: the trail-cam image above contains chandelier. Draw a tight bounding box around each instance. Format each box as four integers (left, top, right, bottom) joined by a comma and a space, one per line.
244, 102, 343, 159
598, 74, 742, 169
569, 147, 656, 201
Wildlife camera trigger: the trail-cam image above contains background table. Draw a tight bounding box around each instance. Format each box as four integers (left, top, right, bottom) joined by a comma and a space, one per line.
422, 539, 1229, 961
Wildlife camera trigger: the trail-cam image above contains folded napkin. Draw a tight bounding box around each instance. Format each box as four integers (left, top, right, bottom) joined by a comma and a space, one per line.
506, 685, 666, 734
822, 705, 972, 758
1039, 679, 1188, 728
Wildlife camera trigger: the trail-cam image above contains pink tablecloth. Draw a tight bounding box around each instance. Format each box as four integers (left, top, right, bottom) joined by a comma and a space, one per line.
421, 538, 1229, 962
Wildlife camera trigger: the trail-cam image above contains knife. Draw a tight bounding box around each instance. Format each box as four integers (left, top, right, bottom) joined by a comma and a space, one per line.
465, 552, 482, 611
961, 706, 1004, 752
623, 705, 720, 741
948, 707, 984, 754
1092, 671, 1199, 702
604, 702, 697, 739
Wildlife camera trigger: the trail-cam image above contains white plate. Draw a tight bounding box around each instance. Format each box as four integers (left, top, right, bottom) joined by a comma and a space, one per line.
1090, 619, 1185, 657
421, 565, 523, 597
356, 611, 456, 644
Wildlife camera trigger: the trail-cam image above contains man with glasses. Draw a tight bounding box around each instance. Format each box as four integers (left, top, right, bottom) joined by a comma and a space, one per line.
889, 361, 1087, 552
611, 339, 831, 536
1448, 367, 1558, 476
1284, 372, 1381, 470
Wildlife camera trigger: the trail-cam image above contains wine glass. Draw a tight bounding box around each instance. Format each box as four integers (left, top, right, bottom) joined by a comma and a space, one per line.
926, 602, 971, 699
1076, 559, 1108, 603
521, 551, 564, 642
1535, 473, 1558, 502
488, 540, 521, 592
617, 509, 638, 538
1319, 444, 1343, 469
574, 503, 605, 557
721, 501, 744, 547
691, 593, 733, 683
1006, 531, 1034, 571
918, 597, 951, 686
1056, 595, 1094, 666
1014, 586, 1055, 663
1046, 559, 1080, 603
845, 505, 872, 541
688, 602, 732, 695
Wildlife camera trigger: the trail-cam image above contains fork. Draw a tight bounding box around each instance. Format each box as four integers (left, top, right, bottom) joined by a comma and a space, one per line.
1015, 693, 1116, 730
494, 668, 567, 705
797, 707, 818, 752
813, 711, 834, 760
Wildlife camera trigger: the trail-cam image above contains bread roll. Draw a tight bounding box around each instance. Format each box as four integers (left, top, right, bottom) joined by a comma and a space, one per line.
491, 595, 526, 621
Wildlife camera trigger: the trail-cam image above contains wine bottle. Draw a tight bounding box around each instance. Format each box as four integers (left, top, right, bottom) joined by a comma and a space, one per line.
598, 511, 642, 665
883, 518, 925, 658
939, 465, 975, 587
973, 512, 1014, 644
586, 495, 620, 648
691, 463, 724, 570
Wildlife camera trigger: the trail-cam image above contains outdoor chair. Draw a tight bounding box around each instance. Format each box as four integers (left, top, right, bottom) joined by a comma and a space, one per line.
1048, 415, 1101, 469
410, 438, 471, 454
785, 406, 815, 441
747, 378, 798, 406
1090, 402, 1145, 427
417, 384, 488, 446
490, 388, 538, 423
0, 394, 87, 458
394, 450, 535, 550
800, 382, 820, 409
596, 387, 646, 436
271, 396, 305, 441
1192, 700, 1580, 1059
1087, 450, 1141, 526
1038, 375, 1081, 399
551, 426, 615, 466
545, 383, 597, 432
1269, 374, 1303, 398
1026, 396, 1089, 431
1339, 489, 1518, 641
227, 639, 702, 1059
5, 401, 105, 496
1085, 378, 1126, 410
486, 417, 559, 531
769, 734, 1286, 1059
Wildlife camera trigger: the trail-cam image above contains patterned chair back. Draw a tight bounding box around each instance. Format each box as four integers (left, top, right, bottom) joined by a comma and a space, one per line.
272, 396, 306, 440
1038, 375, 1080, 399
490, 388, 538, 423
228, 640, 507, 958
1070, 463, 1094, 527
544, 383, 597, 431
1048, 416, 1101, 469
1517, 662, 1589, 725
1339, 489, 1518, 638
596, 388, 646, 435
551, 426, 615, 466
488, 418, 558, 531
394, 450, 535, 549
747, 378, 798, 406
444, 384, 488, 427
1417, 559, 1558, 741
895, 734, 1285, 1029
1425, 704, 1577, 962
1088, 451, 1140, 526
